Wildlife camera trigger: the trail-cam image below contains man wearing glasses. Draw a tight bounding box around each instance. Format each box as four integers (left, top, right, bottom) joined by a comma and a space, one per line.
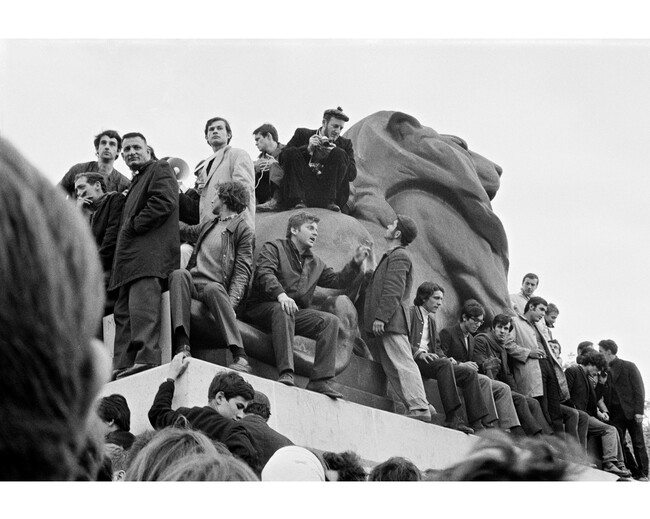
439, 300, 522, 433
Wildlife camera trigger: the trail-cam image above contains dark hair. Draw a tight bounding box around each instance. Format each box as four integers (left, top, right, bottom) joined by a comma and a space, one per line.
430, 430, 581, 481
244, 402, 270, 421
395, 214, 417, 246
461, 299, 484, 320
147, 145, 157, 160
122, 132, 147, 144
577, 341, 594, 355
492, 313, 513, 330
286, 212, 319, 239
598, 339, 618, 355
577, 350, 607, 370
0, 136, 105, 480
74, 172, 106, 193
253, 123, 278, 143
323, 106, 349, 123
524, 296, 548, 314
217, 181, 250, 214
323, 451, 367, 481
522, 273, 539, 285
93, 130, 122, 152
413, 281, 445, 306
369, 456, 421, 481
204, 117, 232, 143
97, 394, 131, 432
207, 371, 255, 402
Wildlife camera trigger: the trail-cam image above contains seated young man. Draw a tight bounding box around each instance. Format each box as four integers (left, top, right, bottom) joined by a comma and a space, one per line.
439, 300, 522, 433
168, 181, 254, 372
246, 212, 369, 399
473, 314, 555, 437
148, 353, 259, 472
565, 350, 632, 477
408, 282, 489, 433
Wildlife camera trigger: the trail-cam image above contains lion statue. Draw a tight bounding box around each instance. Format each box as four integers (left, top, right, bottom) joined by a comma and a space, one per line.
191, 110, 511, 377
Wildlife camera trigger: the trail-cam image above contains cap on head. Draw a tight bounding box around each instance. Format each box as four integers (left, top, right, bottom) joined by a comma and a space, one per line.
396, 214, 418, 245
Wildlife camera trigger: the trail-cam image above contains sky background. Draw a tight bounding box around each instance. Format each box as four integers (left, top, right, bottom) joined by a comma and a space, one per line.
2, 38, 649, 389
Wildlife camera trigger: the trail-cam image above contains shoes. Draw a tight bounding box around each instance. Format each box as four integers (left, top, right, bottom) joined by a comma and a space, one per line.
444, 415, 474, 434
228, 357, 252, 374
277, 372, 296, 386
406, 410, 433, 422
293, 200, 307, 210
116, 363, 156, 379
257, 197, 280, 213
111, 368, 127, 381
635, 476, 649, 482
326, 203, 340, 212
602, 461, 632, 477
614, 462, 632, 478
306, 380, 344, 399
174, 344, 191, 357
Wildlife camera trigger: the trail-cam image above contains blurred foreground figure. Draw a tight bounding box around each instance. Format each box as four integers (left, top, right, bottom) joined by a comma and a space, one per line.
430, 430, 585, 481
0, 136, 109, 480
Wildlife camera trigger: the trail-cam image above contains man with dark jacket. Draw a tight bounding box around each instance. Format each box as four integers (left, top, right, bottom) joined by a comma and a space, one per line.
279, 107, 356, 212
474, 314, 556, 436
148, 353, 260, 473
599, 339, 648, 481
59, 129, 130, 197
246, 212, 369, 398
110, 132, 180, 379
363, 215, 432, 422
440, 301, 521, 433
565, 349, 631, 477
168, 181, 254, 371
240, 390, 293, 470
74, 172, 125, 292
408, 282, 487, 433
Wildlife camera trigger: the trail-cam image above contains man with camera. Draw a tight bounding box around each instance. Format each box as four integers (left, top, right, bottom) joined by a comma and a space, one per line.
279, 107, 356, 213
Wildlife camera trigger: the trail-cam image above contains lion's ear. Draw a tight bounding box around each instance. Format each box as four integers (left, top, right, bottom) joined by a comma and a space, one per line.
387, 112, 422, 141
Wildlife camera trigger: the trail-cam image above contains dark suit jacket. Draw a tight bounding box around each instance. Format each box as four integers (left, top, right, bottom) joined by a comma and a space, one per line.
408, 305, 446, 358
439, 323, 474, 362
473, 331, 517, 389
564, 364, 598, 416
608, 357, 646, 419
363, 246, 413, 335
89, 191, 125, 273
148, 381, 260, 471
283, 127, 357, 182
240, 414, 293, 469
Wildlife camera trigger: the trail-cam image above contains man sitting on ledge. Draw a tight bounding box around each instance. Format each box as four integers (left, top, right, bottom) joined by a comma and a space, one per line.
168, 181, 254, 372
280, 107, 356, 212
246, 212, 369, 399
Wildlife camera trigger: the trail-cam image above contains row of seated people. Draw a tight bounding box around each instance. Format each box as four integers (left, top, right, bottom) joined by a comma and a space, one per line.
57, 126, 646, 479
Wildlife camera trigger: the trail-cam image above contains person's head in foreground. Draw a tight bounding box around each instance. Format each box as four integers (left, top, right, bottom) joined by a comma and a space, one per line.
0, 136, 109, 480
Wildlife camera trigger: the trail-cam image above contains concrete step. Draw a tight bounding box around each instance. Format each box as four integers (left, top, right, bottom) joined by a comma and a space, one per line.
100, 358, 616, 480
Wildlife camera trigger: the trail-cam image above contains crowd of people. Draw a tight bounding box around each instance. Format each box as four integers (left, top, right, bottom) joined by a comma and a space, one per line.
1, 103, 647, 482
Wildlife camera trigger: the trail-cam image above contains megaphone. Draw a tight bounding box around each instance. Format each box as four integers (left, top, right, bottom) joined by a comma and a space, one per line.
161, 156, 191, 184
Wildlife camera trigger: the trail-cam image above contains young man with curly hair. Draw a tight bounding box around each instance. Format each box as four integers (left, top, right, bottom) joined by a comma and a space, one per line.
168, 180, 254, 372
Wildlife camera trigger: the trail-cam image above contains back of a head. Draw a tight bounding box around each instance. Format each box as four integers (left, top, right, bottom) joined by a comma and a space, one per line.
369, 456, 421, 481
261, 446, 326, 481
97, 394, 131, 431
125, 427, 219, 481
0, 137, 107, 480
323, 450, 367, 481
159, 452, 259, 481
431, 431, 581, 481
